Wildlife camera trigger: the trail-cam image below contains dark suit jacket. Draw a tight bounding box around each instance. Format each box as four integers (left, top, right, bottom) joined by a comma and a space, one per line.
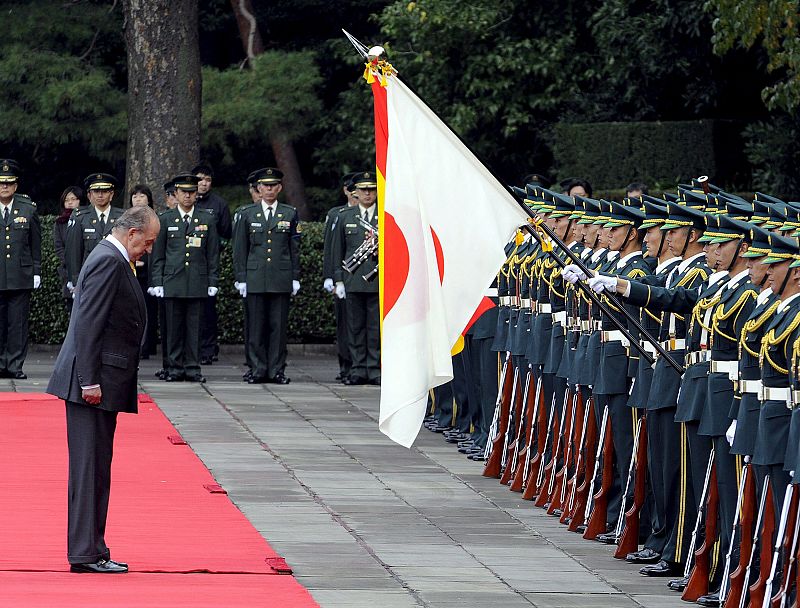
47, 239, 146, 413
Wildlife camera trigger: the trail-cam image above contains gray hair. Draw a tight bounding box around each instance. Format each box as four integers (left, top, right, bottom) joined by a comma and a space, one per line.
112, 205, 158, 233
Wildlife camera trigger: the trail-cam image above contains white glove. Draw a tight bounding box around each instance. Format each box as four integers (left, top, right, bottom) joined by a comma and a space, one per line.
208, 286, 219, 297
335, 281, 346, 299
725, 420, 737, 447
66, 281, 74, 292
588, 274, 617, 294
33, 275, 41, 289
146, 287, 156, 296
153, 286, 165, 298
323, 278, 334, 293
292, 280, 300, 296
561, 264, 588, 284
237, 282, 247, 298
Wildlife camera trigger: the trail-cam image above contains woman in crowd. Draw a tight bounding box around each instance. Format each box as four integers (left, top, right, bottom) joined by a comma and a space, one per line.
52, 186, 83, 312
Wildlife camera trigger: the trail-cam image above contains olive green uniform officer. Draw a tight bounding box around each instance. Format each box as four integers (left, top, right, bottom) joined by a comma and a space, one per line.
332, 171, 380, 385
232, 167, 301, 385
0, 159, 41, 379
65, 173, 124, 287
150, 174, 219, 382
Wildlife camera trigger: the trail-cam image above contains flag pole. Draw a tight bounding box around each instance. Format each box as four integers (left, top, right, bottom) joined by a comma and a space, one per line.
344, 32, 683, 373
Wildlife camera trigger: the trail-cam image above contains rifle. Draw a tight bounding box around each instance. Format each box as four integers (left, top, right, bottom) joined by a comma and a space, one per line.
500, 366, 528, 485
775, 492, 800, 608
584, 405, 614, 540
482, 355, 513, 478
614, 415, 649, 558
568, 394, 598, 533
522, 389, 554, 500
535, 387, 570, 508
683, 449, 719, 601
725, 462, 757, 607
499, 366, 525, 484
560, 386, 585, 524
765, 485, 797, 607
719, 461, 750, 604
510, 370, 541, 492
551, 388, 579, 517
735, 478, 773, 608
748, 482, 777, 608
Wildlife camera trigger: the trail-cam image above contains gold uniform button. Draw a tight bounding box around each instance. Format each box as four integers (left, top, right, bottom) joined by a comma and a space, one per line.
267, 239, 271, 243
185, 252, 190, 257
5, 245, 9, 249
4, 236, 8, 240
267, 248, 272, 253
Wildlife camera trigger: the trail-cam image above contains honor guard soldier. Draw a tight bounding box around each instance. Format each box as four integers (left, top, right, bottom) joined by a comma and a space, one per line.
150, 173, 219, 382
0, 159, 41, 379
232, 167, 301, 385
332, 171, 380, 385
66, 173, 123, 288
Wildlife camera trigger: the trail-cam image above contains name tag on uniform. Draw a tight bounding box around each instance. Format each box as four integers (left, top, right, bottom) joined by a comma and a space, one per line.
168, 226, 179, 232
251, 223, 262, 228
188, 237, 202, 247
84, 228, 96, 233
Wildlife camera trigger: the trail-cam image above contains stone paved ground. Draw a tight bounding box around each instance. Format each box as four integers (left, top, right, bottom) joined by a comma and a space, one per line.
16, 349, 685, 608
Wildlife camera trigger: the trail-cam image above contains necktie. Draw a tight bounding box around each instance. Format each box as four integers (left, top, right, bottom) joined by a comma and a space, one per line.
99, 212, 106, 234
184, 214, 191, 235
266, 207, 273, 224
3, 207, 8, 224
129, 260, 136, 277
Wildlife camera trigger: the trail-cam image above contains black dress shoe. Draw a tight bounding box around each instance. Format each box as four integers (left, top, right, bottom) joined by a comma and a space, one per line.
185, 375, 206, 383
200, 356, 213, 365
344, 376, 367, 386
458, 444, 476, 454
270, 374, 291, 385
667, 575, 689, 591
155, 368, 166, 379
639, 560, 679, 577
242, 369, 253, 381
335, 373, 342, 381
468, 453, 487, 461
11, 371, 26, 379
164, 373, 184, 382
595, 531, 618, 545
247, 375, 268, 384
140, 353, 150, 360
369, 377, 381, 385
695, 591, 720, 607
70, 558, 128, 574
626, 548, 662, 564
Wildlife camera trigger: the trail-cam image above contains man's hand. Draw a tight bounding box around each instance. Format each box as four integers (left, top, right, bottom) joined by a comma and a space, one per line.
588, 274, 617, 294
335, 281, 346, 299
208, 286, 219, 297
561, 264, 588, 284
323, 278, 334, 293
292, 280, 301, 296
82, 386, 102, 406
33, 275, 41, 289
153, 286, 165, 298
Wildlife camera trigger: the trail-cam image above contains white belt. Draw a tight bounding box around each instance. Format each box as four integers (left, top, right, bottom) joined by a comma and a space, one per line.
500, 296, 511, 306
660, 338, 686, 351
552, 311, 567, 325
520, 298, 532, 309
538, 303, 552, 314
739, 379, 762, 394
685, 350, 712, 366
601, 330, 629, 346
711, 360, 738, 381
639, 340, 657, 355
485, 287, 498, 297
580, 320, 592, 332
759, 386, 791, 401
793, 390, 800, 407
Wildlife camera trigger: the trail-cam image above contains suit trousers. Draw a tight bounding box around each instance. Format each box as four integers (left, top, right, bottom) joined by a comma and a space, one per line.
165, 297, 203, 377
66, 401, 118, 564
0, 289, 30, 373
246, 292, 289, 379
200, 294, 219, 359
346, 292, 380, 381
334, 296, 351, 376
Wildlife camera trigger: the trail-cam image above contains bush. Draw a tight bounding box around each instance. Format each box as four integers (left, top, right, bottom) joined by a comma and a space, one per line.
551, 119, 750, 190
32, 216, 336, 344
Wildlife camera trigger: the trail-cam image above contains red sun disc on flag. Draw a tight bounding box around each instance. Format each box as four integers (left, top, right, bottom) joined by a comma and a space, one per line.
383, 212, 410, 318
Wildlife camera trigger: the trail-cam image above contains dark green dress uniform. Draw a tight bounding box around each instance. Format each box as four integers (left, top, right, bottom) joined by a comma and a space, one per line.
66, 204, 124, 285
332, 202, 379, 383
0, 161, 41, 377
323, 201, 352, 379
151, 195, 219, 381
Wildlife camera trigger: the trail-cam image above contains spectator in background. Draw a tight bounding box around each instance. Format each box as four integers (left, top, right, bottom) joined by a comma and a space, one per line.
53, 186, 84, 312
129, 185, 158, 359
625, 182, 649, 198
560, 177, 593, 198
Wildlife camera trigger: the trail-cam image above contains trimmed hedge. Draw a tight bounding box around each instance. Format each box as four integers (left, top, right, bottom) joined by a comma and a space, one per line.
551, 119, 749, 190
31, 216, 336, 344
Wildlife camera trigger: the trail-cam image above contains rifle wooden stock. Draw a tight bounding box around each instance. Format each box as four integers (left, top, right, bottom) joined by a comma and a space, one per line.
561, 388, 585, 525
769, 489, 799, 607
535, 390, 569, 508
683, 462, 719, 601
510, 372, 540, 492
584, 410, 614, 540
568, 395, 598, 532
614, 416, 648, 558
747, 483, 776, 608
500, 368, 527, 485
482, 358, 514, 478
522, 388, 551, 500
548, 388, 577, 516
725, 463, 756, 608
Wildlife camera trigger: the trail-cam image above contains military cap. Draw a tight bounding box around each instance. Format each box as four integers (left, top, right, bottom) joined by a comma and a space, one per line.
192, 163, 214, 177
0, 159, 20, 183
765, 202, 789, 230
750, 199, 772, 226
568, 196, 587, 221
251, 167, 284, 185
640, 197, 669, 230
341, 172, 358, 187
678, 188, 708, 210
662, 192, 679, 203
163, 179, 176, 194
575, 196, 600, 224
661, 201, 706, 231
698, 214, 723, 243
171, 173, 200, 191
604, 200, 645, 228
352, 171, 378, 189
710, 216, 753, 244
522, 173, 551, 188
755, 192, 786, 206
524, 183, 548, 211
762, 233, 800, 265
594, 199, 613, 226
548, 191, 575, 218
742, 225, 773, 258
778, 201, 800, 234
84, 172, 117, 191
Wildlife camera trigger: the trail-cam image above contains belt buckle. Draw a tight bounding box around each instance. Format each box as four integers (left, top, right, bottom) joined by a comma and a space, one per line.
669, 338, 676, 350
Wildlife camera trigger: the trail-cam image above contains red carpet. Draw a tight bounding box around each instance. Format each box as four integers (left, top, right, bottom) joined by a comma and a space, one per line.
0, 392, 319, 607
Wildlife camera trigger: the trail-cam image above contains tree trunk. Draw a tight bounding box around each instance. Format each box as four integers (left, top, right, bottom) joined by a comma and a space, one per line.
123, 0, 201, 210
229, 0, 310, 220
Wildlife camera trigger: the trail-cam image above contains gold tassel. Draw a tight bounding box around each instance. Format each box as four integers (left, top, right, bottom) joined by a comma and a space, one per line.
515, 230, 524, 246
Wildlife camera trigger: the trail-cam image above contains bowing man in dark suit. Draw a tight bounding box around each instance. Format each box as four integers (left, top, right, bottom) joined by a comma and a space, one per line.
46, 205, 160, 574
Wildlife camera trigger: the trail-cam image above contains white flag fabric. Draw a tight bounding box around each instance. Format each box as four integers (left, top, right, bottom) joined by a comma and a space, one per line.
375, 74, 529, 447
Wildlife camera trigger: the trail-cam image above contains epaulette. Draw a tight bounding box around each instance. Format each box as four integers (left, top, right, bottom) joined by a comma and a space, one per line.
13, 193, 35, 206
72, 206, 90, 217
